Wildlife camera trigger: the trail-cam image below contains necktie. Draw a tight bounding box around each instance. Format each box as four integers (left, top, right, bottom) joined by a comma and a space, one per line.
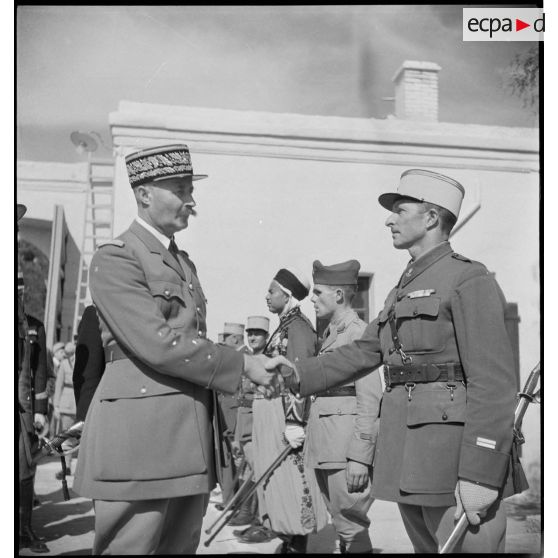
168, 237, 180, 262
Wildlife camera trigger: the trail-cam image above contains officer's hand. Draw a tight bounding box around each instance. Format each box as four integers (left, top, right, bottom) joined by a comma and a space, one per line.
283, 424, 305, 448
265, 356, 299, 391
454, 479, 499, 525
346, 460, 370, 493
243, 354, 277, 397
33, 413, 48, 438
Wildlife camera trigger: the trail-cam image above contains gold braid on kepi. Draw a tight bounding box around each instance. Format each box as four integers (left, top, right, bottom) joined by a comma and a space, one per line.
125, 144, 208, 187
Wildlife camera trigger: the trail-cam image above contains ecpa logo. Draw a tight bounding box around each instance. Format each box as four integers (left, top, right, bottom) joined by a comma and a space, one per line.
463, 8, 544, 41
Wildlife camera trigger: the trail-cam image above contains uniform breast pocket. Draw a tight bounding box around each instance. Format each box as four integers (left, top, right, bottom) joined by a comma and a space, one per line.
149, 281, 187, 328
395, 297, 444, 354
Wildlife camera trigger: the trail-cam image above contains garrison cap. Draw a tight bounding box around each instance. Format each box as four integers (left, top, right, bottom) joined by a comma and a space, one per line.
125, 144, 208, 188
223, 322, 245, 336
273, 267, 310, 301
312, 259, 361, 286
378, 169, 465, 219
246, 316, 270, 333
17, 204, 27, 222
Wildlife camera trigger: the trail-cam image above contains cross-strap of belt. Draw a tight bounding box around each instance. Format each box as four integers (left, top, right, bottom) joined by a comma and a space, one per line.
384, 362, 464, 387
387, 296, 413, 365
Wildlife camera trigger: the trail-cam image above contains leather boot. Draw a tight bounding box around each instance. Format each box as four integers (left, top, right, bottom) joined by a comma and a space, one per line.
20, 478, 49, 553
229, 481, 257, 526
288, 534, 308, 553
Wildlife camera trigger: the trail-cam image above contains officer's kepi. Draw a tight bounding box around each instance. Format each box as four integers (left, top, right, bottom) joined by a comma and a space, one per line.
378, 169, 465, 219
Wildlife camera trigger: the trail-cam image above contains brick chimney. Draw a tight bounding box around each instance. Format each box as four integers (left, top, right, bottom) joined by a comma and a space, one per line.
392, 61, 441, 122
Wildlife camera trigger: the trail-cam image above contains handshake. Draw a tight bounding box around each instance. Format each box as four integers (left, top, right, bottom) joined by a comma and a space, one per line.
243, 354, 300, 397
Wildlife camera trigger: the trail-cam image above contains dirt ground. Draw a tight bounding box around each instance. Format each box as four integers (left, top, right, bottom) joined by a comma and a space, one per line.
19, 456, 541, 555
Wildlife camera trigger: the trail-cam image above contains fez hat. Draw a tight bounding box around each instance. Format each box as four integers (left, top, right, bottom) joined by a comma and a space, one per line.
273, 267, 310, 301
223, 322, 245, 336
246, 316, 270, 333
125, 144, 208, 188
312, 259, 360, 286
378, 169, 465, 219
17, 204, 27, 222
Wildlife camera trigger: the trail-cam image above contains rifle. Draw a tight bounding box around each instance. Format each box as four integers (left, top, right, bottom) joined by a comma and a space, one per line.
439, 362, 540, 554
204, 444, 292, 547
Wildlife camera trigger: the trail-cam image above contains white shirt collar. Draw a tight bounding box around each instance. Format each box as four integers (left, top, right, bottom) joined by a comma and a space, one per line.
135, 217, 173, 250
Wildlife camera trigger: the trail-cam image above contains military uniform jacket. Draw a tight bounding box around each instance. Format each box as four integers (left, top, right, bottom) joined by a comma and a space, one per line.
305, 309, 382, 469
298, 242, 516, 506
73, 221, 244, 501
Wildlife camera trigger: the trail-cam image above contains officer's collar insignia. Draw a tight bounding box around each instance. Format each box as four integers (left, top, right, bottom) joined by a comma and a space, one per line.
407, 289, 436, 299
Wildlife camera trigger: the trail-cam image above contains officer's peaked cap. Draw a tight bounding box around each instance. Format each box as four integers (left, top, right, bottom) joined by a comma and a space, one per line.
378, 169, 465, 219
312, 259, 361, 286
125, 144, 208, 188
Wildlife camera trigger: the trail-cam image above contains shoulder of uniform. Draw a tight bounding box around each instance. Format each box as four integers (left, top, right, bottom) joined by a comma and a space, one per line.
98, 239, 125, 248
451, 252, 472, 263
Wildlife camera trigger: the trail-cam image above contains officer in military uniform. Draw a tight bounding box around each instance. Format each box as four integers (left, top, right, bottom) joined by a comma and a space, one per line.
72, 145, 275, 555
305, 260, 382, 553
18, 204, 49, 553
266, 169, 517, 553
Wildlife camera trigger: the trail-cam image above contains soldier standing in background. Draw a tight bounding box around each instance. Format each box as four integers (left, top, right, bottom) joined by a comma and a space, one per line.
267, 170, 518, 553
306, 260, 382, 553
18, 204, 49, 553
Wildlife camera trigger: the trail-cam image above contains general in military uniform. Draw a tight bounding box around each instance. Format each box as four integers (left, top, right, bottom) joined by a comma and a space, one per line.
72, 145, 274, 555
268, 170, 517, 553
305, 259, 382, 553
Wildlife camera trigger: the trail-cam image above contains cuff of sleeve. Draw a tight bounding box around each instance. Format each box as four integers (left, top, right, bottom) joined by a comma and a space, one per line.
346, 438, 375, 466
459, 443, 510, 488
207, 346, 245, 393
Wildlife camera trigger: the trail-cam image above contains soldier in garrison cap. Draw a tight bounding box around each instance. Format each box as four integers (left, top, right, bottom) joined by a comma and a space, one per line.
267, 169, 519, 553
231, 315, 272, 537
72, 144, 276, 555
305, 259, 382, 553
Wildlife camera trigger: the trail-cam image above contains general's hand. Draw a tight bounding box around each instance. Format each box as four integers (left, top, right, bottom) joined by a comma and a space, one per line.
33, 413, 48, 438
454, 479, 498, 525
243, 354, 277, 397
264, 356, 299, 391
346, 460, 370, 493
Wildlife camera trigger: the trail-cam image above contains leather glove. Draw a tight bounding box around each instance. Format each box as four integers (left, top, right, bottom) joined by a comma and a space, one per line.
283, 424, 305, 448
454, 479, 499, 525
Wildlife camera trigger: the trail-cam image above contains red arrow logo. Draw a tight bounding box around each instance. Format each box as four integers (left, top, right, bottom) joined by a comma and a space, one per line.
516, 19, 530, 31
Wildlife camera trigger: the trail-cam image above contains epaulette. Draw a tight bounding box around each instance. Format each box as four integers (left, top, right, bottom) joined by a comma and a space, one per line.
451, 252, 471, 263
98, 239, 125, 248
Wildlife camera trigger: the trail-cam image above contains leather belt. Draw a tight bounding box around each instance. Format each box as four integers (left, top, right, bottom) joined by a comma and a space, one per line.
384, 362, 464, 387
237, 398, 254, 408
315, 386, 356, 398
104, 344, 129, 363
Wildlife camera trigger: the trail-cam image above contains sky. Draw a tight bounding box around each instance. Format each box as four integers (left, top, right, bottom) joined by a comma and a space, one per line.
16, 5, 538, 163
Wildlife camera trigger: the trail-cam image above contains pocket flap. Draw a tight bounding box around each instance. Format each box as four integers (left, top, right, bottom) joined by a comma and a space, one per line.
406, 385, 466, 426
395, 297, 440, 319
317, 398, 357, 416
149, 280, 186, 303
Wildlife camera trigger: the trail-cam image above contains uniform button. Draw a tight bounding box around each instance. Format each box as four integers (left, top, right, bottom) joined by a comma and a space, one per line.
158, 331, 163, 337
140, 387, 147, 394
442, 413, 448, 421
294, 357, 299, 362
172, 339, 177, 346
184, 358, 190, 363
189, 283, 193, 290
196, 307, 201, 313
192, 339, 198, 345
164, 289, 170, 296
413, 309, 418, 316
207, 354, 212, 360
